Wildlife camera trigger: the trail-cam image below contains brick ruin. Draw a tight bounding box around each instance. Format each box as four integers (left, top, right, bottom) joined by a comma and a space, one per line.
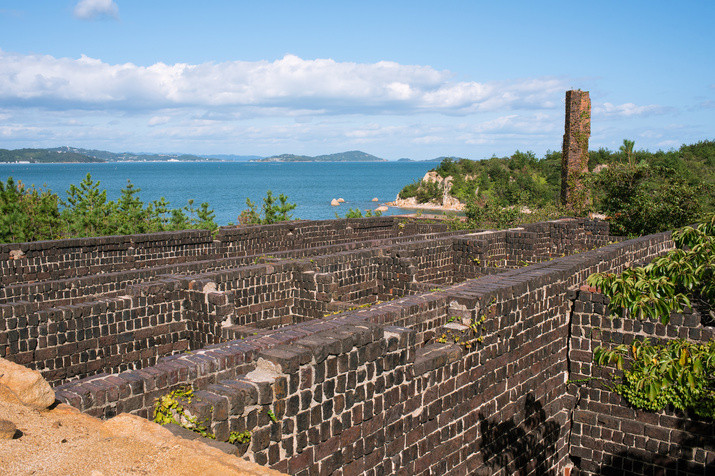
1, 216, 712, 475
561, 89, 591, 214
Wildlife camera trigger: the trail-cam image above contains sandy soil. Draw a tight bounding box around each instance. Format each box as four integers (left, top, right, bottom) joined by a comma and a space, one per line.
0, 385, 284, 476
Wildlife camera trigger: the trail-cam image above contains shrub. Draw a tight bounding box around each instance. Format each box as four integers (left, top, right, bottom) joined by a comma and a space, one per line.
587, 215, 715, 324
238, 190, 296, 225
594, 339, 715, 418
339, 208, 382, 219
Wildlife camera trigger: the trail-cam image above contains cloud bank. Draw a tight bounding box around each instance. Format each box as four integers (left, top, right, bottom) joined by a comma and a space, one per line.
0, 49, 685, 157
0, 50, 566, 116
74, 0, 119, 20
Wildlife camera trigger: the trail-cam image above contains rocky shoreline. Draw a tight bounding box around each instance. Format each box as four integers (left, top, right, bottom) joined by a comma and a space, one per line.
385, 196, 465, 212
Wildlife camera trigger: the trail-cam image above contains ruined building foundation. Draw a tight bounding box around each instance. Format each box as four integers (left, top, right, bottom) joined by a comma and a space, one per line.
1, 217, 712, 475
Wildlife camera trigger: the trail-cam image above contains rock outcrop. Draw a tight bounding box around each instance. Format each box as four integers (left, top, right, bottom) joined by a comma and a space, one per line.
389, 170, 466, 212
0, 357, 55, 409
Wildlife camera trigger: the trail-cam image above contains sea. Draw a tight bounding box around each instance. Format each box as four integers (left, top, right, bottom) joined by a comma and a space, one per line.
0, 161, 436, 225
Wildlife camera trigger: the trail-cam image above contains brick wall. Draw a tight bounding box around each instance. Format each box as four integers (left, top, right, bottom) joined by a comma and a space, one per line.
569, 290, 715, 475
48, 223, 683, 476
0, 230, 216, 286
2, 279, 189, 386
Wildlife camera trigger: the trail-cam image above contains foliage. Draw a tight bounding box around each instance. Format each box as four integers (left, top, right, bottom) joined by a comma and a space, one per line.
620, 139, 636, 167
0, 177, 61, 243
416, 179, 444, 204
419, 152, 559, 208
398, 180, 420, 199
447, 195, 561, 231
0, 173, 219, 243
587, 215, 715, 324
238, 190, 296, 225
591, 162, 704, 236
594, 339, 715, 418
60, 173, 115, 237
154, 386, 253, 444
153, 386, 215, 439
398, 139, 715, 236
338, 208, 383, 219
228, 430, 251, 444
434, 301, 494, 350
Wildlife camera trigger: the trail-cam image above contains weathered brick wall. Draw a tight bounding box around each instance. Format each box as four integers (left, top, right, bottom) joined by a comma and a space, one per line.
569, 290, 715, 475
0, 218, 451, 288
48, 225, 680, 476
1, 280, 189, 386
214, 217, 450, 257
0, 230, 217, 286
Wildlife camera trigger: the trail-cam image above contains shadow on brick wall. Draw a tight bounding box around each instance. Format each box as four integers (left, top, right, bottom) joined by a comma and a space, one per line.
594, 423, 715, 476
479, 393, 561, 475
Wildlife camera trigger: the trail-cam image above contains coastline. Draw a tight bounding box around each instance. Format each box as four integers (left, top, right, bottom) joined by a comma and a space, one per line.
385, 197, 465, 213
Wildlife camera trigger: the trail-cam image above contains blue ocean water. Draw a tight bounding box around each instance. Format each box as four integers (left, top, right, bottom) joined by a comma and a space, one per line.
0, 161, 435, 225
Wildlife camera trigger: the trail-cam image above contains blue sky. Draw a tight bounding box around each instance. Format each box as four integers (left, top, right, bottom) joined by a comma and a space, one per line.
0, 0, 713, 160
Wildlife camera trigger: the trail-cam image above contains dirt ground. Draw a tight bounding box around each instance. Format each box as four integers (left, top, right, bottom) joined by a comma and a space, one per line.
0, 385, 284, 476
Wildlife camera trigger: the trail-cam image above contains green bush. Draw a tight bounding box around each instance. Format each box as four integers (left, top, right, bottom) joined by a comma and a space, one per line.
0, 177, 61, 243
587, 215, 714, 324
339, 208, 382, 219
594, 339, 715, 418
0, 173, 219, 243
398, 181, 419, 200
238, 190, 296, 225
415, 180, 443, 204
592, 162, 705, 236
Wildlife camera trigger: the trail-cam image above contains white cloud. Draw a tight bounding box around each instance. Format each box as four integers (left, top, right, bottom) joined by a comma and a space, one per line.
74, 0, 119, 20
0, 50, 567, 117
148, 115, 170, 126
594, 102, 669, 117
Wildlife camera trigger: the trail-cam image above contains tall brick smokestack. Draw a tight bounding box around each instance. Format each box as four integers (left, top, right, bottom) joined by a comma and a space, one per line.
561, 90, 591, 214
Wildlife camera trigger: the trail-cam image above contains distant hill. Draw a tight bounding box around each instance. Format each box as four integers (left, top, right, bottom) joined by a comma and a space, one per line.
48, 147, 215, 162
202, 154, 264, 162
253, 150, 386, 162
396, 158, 414, 162
0, 146, 230, 163
0, 148, 103, 163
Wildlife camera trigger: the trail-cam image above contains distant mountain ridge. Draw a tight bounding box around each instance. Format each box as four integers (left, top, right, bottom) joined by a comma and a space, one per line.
253, 150, 386, 162
0, 147, 434, 164
48, 147, 216, 162
0, 148, 103, 163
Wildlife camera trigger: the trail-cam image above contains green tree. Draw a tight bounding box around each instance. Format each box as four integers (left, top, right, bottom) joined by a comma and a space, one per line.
0, 178, 60, 243
60, 173, 115, 237
593, 162, 704, 236
238, 191, 297, 225
620, 139, 636, 167
112, 180, 149, 235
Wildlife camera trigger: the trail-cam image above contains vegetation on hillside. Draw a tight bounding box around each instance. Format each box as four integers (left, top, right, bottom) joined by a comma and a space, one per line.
0, 148, 104, 163
0, 174, 218, 243
398, 140, 715, 235
0, 146, 218, 163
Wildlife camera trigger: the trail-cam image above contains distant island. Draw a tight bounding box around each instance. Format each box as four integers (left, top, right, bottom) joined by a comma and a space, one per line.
0, 146, 225, 164
0, 148, 104, 164
252, 150, 386, 162
0, 146, 447, 164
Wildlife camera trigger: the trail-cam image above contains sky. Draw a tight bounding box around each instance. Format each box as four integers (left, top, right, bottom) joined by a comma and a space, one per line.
0, 0, 713, 160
